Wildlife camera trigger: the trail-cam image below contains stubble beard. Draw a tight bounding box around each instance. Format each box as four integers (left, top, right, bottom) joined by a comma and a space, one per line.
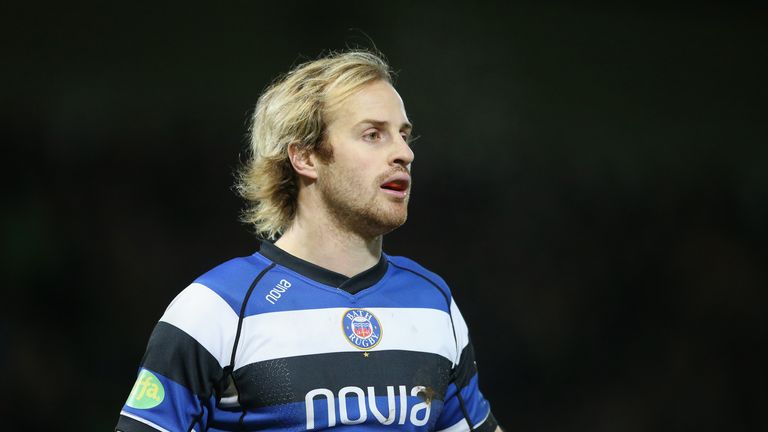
317, 165, 409, 240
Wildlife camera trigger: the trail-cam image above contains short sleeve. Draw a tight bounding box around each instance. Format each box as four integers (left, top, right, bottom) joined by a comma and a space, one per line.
435, 299, 498, 432
116, 284, 236, 431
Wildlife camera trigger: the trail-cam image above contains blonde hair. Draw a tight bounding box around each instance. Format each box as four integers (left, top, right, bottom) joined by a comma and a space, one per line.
236, 50, 393, 239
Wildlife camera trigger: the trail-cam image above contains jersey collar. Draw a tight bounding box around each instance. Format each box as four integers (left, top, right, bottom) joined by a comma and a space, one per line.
258, 241, 389, 294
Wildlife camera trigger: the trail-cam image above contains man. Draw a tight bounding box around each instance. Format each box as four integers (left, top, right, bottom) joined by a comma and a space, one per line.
116, 50, 500, 432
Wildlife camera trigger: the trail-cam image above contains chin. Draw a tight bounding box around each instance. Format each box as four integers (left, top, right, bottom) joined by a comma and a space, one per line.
375, 211, 409, 235
357, 210, 408, 238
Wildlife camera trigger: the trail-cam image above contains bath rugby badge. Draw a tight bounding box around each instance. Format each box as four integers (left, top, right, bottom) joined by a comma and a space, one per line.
342, 309, 382, 350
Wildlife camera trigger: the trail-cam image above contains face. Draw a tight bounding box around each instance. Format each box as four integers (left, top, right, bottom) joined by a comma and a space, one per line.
315, 79, 415, 238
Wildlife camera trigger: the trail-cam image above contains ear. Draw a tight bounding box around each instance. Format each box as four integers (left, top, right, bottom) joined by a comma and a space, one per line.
287, 143, 319, 180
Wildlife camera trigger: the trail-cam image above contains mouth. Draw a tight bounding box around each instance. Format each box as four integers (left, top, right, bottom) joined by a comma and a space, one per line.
380, 174, 411, 197
380, 180, 409, 192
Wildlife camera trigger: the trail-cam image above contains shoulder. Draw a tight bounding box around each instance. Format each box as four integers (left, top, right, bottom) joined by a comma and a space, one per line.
386, 254, 453, 298
173, 253, 274, 316
154, 254, 273, 366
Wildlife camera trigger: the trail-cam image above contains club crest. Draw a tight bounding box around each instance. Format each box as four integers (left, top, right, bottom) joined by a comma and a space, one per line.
342, 309, 382, 350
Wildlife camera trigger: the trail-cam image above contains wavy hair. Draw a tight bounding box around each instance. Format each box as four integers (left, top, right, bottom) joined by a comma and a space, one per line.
236, 50, 393, 239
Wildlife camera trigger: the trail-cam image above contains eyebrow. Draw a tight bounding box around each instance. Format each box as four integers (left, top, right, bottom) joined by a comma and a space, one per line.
356, 119, 413, 131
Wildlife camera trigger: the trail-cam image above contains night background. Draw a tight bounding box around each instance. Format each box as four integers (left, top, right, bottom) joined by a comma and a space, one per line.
2, 2, 766, 431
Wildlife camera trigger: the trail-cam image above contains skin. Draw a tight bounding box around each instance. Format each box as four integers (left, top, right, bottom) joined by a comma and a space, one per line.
275, 79, 414, 277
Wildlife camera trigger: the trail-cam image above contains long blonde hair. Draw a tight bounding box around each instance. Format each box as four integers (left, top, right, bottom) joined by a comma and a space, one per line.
236, 50, 392, 239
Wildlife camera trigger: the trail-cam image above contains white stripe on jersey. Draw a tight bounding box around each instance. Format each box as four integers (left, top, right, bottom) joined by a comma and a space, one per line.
449, 298, 470, 366
436, 409, 490, 432
120, 410, 182, 432
157, 283, 473, 370
234, 306, 461, 368
159, 283, 239, 367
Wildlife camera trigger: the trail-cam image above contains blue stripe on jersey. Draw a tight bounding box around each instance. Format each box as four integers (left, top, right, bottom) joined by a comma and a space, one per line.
435, 374, 491, 430
386, 255, 452, 296
206, 394, 445, 431
194, 253, 453, 318
193, 254, 272, 314
121, 368, 203, 432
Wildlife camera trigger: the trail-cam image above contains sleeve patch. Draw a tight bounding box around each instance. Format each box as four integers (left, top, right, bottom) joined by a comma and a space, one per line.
126, 370, 165, 409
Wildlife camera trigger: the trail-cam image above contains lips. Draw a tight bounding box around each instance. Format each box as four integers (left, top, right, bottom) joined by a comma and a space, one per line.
380, 173, 410, 192
381, 180, 408, 191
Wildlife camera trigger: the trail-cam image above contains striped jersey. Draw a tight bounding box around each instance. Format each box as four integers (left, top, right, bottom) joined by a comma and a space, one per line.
116, 241, 498, 432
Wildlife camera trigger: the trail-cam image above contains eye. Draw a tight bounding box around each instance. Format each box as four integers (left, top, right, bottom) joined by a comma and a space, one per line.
363, 129, 382, 142
402, 132, 418, 146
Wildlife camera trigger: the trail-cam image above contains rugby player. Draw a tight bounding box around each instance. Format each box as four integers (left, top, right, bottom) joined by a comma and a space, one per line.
116, 50, 501, 432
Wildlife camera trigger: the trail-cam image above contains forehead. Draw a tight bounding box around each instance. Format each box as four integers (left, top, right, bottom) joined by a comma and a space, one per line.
326, 80, 409, 127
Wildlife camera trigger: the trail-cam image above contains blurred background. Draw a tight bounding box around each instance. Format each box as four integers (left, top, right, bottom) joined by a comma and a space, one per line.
2, 1, 766, 431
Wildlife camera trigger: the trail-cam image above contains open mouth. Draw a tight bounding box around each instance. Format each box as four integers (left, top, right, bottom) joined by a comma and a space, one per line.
380, 180, 409, 192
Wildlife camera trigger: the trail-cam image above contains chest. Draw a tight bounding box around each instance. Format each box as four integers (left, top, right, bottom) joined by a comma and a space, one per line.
221, 305, 457, 430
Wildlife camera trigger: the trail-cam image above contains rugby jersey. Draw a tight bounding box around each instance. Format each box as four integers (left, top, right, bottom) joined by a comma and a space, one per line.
116, 241, 498, 432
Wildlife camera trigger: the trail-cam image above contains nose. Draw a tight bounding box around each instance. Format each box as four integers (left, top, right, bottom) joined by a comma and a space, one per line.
392, 134, 415, 168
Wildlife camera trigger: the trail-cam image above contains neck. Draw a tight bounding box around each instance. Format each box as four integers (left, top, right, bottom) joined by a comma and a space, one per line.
274, 207, 383, 278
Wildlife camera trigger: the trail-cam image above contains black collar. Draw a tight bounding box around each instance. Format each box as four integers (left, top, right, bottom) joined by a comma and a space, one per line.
258, 241, 389, 294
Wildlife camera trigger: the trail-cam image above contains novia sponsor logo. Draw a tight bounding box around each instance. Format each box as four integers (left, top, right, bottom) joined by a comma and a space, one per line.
305, 385, 432, 430
265, 279, 292, 304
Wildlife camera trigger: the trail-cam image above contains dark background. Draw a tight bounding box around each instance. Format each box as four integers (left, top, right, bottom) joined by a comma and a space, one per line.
2, 2, 766, 431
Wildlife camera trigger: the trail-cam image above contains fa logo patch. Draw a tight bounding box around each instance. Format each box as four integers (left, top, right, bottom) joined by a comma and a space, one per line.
342, 309, 382, 350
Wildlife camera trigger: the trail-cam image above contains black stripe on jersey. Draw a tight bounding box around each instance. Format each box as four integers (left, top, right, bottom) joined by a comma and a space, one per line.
452, 338, 479, 390
140, 321, 224, 397
116, 414, 162, 432
232, 350, 454, 409
454, 339, 481, 431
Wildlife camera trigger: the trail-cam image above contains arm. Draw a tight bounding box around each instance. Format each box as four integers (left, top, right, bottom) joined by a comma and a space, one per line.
434, 298, 500, 432
116, 284, 231, 431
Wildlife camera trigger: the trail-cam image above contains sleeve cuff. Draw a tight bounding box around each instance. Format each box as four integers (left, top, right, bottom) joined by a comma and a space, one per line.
476, 411, 499, 432
115, 412, 167, 432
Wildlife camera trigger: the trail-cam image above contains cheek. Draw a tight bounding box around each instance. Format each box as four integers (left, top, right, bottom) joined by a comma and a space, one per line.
337, 155, 377, 178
